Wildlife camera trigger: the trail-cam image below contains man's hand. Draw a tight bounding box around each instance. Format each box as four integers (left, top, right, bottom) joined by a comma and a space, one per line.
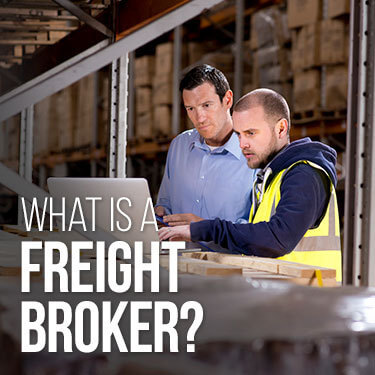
158, 225, 191, 241
154, 206, 166, 217
163, 213, 203, 226
154, 206, 167, 228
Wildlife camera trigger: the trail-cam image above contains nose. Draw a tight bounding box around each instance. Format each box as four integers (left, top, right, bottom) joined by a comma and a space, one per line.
195, 108, 206, 123
239, 136, 249, 150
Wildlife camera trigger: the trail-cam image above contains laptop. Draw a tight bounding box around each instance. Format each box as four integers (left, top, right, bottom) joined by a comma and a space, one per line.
47, 177, 159, 244
47, 177, 201, 253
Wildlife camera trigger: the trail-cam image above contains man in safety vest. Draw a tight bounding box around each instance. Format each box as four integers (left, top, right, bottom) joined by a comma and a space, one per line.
159, 88, 342, 281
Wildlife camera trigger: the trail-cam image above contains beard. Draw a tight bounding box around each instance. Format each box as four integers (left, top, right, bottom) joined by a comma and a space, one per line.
244, 133, 279, 169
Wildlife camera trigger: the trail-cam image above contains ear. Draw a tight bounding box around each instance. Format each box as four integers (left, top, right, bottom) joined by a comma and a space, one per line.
223, 90, 233, 109
276, 118, 288, 139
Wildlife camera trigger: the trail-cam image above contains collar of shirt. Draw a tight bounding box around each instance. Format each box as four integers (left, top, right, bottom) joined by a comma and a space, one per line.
189, 131, 242, 160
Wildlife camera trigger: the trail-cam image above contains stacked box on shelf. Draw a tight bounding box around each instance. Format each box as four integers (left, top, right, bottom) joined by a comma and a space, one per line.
153, 42, 173, 137
293, 69, 321, 112
325, 65, 348, 110
320, 18, 349, 110
135, 55, 155, 138
327, 0, 350, 18
187, 40, 220, 66
320, 19, 348, 65
250, 6, 292, 106
289, 0, 349, 113
135, 55, 155, 87
287, 0, 321, 29
288, 0, 322, 112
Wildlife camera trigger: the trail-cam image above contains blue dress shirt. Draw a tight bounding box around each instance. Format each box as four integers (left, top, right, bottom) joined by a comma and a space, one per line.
156, 129, 257, 222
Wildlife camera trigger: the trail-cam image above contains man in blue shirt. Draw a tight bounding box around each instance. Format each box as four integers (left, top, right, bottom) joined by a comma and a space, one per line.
155, 65, 256, 226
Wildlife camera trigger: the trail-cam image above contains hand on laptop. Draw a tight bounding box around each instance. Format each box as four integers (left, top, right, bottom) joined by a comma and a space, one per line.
158, 225, 191, 241
154, 206, 167, 228
163, 213, 203, 226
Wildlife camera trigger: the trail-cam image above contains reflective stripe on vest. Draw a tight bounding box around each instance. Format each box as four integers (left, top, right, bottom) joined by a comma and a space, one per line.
249, 160, 342, 282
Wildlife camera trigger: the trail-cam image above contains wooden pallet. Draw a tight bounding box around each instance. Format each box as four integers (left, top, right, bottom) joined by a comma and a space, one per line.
180, 252, 338, 287
293, 108, 347, 125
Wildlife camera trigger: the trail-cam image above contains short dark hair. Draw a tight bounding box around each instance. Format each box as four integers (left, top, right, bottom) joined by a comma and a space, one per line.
179, 64, 230, 102
234, 88, 291, 135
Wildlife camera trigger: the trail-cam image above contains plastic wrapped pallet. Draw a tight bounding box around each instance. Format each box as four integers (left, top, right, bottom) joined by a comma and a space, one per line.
287, 0, 321, 29
320, 19, 347, 65
293, 69, 321, 112
250, 6, 290, 50
325, 65, 348, 110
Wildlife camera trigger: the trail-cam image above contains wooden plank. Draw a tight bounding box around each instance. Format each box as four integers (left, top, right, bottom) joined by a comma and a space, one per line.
179, 257, 242, 276
183, 252, 279, 273
0, 40, 55, 45
278, 262, 336, 279
183, 252, 336, 279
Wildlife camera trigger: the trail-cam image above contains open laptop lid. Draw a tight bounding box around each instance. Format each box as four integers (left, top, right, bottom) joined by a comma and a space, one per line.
47, 177, 159, 244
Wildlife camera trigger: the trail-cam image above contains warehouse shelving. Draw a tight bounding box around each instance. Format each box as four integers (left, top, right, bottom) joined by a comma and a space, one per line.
0, 0, 375, 286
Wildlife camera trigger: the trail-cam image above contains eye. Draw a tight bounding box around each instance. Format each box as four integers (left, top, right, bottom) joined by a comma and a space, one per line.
186, 107, 193, 112
203, 103, 210, 108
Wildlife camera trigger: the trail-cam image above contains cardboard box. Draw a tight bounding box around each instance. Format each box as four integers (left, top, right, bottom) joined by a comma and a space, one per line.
291, 29, 305, 72
328, 0, 350, 18
155, 42, 173, 76
251, 6, 290, 49
253, 46, 291, 85
136, 111, 153, 138
152, 74, 173, 106
304, 23, 321, 68
200, 51, 234, 74
187, 40, 220, 65
325, 65, 348, 110
293, 69, 321, 112
320, 19, 346, 65
254, 45, 285, 68
153, 105, 171, 137
264, 82, 293, 110
287, 0, 321, 29
135, 55, 155, 87
136, 87, 152, 114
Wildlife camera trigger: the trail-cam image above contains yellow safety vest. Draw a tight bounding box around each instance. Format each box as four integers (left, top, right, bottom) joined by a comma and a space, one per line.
249, 160, 342, 282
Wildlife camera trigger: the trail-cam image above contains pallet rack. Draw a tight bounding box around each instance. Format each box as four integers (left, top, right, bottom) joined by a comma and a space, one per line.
0, 0, 374, 286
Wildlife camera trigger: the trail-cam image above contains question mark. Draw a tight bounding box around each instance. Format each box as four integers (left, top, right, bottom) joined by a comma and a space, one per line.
180, 301, 204, 352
